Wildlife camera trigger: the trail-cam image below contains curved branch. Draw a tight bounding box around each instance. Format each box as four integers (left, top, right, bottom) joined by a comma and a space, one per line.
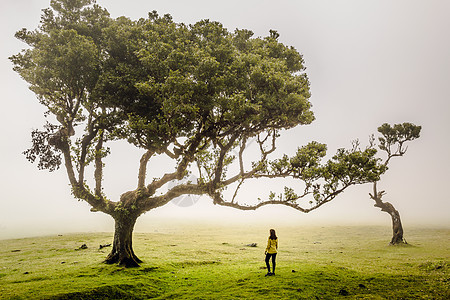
139, 183, 206, 212
210, 190, 339, 213
138, 150, 154, 189
146, 172, 179, 195
61, 140, 78, 187
78, 126, 98, 183
210, 178, 352, 214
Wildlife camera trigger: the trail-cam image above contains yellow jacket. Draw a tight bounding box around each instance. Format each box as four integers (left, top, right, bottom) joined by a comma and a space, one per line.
265, 238, 278, 254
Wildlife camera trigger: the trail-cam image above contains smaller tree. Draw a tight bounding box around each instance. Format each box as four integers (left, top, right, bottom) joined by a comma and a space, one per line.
370, 123, 421, 245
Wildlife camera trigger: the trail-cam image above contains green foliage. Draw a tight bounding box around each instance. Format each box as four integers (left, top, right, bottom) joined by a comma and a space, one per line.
378, 122, 422, 157
378, 123, 421, 144
22, 122, 62, 171
269, 142, 327, 179
324, 147, 385, 185
115, 15, 313, 150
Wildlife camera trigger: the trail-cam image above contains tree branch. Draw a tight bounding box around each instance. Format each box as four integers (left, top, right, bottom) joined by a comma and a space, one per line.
94, 130, 104, 196
138, 150, 154, 189
146, 131, 205, 195
231, 179, 244, 203
140, 183, 206, 212
164, 148, 178, 159
222, 130, 277, 187
211, 182, 350, 214
238, 136, 247, 175
213, 134, 239, 186
369, 181, 390, 211
57, 136, 114, 214
61, 140, 78, 188
78, 119, 98, 184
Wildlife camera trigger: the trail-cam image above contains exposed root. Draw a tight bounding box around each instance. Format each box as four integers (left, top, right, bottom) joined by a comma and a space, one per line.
104, 251, 142, 268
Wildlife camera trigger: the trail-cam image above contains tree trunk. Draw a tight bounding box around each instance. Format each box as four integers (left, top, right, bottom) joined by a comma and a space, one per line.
389, 206, 405, 245
369, 182, 407, 245
104, 213, 142, 267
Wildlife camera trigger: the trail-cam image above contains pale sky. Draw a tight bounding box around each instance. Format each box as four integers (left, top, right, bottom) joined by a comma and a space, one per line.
1, 0, 449, 239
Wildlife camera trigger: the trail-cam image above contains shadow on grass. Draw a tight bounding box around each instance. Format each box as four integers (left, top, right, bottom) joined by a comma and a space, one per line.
48, 284, 159, 300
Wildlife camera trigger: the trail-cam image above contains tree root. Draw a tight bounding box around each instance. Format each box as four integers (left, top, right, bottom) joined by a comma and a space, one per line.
104, 251, 142, 268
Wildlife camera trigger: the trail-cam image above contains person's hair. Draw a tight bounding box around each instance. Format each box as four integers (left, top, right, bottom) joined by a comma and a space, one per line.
269, 229, 277, 240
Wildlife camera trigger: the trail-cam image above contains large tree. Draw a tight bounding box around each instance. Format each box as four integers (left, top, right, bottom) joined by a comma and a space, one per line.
370, 123, 421, 245
11, 0, 386, 267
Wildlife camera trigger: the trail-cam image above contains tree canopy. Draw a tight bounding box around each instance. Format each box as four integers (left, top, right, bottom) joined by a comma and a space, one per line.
11, 0, 387, 266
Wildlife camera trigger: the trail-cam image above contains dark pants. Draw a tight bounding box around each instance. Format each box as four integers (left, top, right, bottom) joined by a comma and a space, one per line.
265, 253, 277, 273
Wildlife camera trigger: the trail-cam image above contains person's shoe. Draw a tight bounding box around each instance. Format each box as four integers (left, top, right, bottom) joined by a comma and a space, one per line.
265, 272, 271, 276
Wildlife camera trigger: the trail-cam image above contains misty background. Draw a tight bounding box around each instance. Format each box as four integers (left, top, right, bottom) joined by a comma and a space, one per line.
1, 0, 449, 239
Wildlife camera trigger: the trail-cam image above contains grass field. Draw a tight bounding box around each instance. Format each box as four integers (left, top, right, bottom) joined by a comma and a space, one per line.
0, 224, 448, 299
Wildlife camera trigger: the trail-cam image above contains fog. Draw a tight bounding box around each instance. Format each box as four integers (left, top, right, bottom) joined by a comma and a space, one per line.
1, 0, 449, 239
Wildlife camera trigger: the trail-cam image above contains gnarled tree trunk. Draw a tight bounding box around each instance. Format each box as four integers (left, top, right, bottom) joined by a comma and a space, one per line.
369, 182, 406, 245
104, 212, 142, 267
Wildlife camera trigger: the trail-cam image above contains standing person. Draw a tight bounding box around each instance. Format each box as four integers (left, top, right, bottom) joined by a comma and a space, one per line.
264, 229, 278, 276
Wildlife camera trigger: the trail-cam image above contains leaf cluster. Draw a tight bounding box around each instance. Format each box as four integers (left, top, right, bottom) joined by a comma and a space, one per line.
23, 122, 62, 171
378, 123, 421, 151
377, 122, 422, 163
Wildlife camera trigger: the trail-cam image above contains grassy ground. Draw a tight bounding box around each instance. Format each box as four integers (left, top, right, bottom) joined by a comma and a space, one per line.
0, 225, 448, 299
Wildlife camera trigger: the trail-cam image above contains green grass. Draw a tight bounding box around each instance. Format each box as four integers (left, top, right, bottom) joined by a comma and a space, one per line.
0, 225, 448, 299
